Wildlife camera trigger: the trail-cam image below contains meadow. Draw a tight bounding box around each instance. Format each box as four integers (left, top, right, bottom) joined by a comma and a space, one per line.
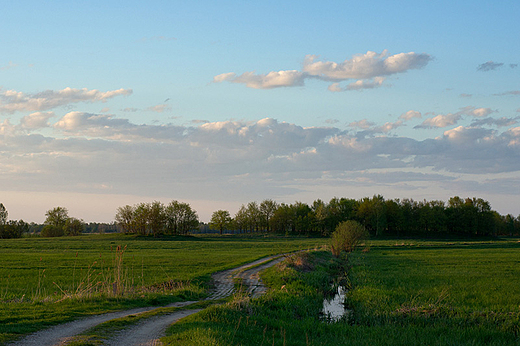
165, 238, 520, 345
0, 233, 326, 344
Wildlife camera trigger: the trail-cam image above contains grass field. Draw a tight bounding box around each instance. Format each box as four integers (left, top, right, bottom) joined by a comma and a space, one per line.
164, 238, 520, 345
0, 233, 326, 344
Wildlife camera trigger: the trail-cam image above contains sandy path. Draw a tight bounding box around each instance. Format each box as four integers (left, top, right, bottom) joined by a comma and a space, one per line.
104, 309, 203, 346
11, 255, 284, 346
10, 301, 197, 346
105, 255, 283, 346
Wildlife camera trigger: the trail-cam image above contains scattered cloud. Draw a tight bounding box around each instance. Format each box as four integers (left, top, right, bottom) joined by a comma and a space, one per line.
212, 70, 306, 89
349, 119, 375, 129
494, 90, 520, 96
122, 107, 140, 112
303, 51, 431, 80
416, 107, 495, 128
471, 116, 519, 128
146, 104, 172, 113
477, 61, 504, 71
399, 110, 422, 121
329, 77, 386, 92
214, 50, 431, 91
325, 119, 339, 124
20, 111, 54, 129
0, 87, 132, 113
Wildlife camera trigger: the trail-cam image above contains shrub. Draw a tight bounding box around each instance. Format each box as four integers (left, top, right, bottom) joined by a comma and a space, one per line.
41, 224, 64, 237
330, 220, 368, 257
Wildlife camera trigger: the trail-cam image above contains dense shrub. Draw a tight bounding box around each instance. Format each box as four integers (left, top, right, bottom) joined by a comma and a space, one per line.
330, 220, 368, 256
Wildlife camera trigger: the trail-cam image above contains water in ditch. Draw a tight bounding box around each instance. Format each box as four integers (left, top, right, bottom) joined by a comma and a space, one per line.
321, 285, 349, 322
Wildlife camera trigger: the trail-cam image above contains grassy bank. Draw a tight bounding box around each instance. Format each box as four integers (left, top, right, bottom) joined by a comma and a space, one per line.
0, 234, 325, 344
163, 239, 520, 345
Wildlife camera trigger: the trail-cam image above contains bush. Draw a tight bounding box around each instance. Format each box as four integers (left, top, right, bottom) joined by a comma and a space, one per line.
41, 224, 64, 237
330, 220, 368, 257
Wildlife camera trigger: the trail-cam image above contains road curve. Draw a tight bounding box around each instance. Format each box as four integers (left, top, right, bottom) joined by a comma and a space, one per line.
11, 254, 284, 346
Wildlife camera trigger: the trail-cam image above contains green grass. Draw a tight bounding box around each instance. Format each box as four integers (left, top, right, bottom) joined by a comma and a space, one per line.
0, 233, 325, 344
162, 239, 520, 345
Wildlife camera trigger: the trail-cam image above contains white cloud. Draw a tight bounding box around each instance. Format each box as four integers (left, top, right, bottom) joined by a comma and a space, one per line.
214, 50, 431, 91
213, 70, 306, 89
399, 110, 422, 121
346, 77, 386, 90
416, 107, 495, 128
3, 114, 519, 221
0, 87, 133, 113
303, 51, 431, 80
416, 113, 462, 128
349, 119, 375, 129
20, 111, 54, 129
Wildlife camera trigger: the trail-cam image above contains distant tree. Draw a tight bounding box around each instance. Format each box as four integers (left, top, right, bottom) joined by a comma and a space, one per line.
164, 200, 199, 235
115, 205, 135, 233
64, 217, 84, 236
133, 203, 150, 235
233, 205, 249, 233
147, 201, 166, 237
0, 203, 7, 225
259, 199, 278, 232
45, 207, 69, 229
246, 202, 261, 232
209, 210, 232, 235
0, 219, 28, 239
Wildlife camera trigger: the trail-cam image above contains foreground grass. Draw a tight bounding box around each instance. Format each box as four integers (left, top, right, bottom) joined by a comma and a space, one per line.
0, 234, 325, 344
163, 239, 520, 345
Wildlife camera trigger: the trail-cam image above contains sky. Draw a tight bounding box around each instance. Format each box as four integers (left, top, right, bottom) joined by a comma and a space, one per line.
1, 0, 519, 223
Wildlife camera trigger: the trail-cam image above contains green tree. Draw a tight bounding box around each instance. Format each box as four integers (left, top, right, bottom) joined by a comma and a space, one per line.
233, 205, 249, 233
259, 199, 278, 232
45, 206, 69, 229
209, 210, 232, 235
165, 200, 199, 235
64, 217, 84, 236
0, 203, 7, 225
115, 205, 135, 233
147, 201, 166, 237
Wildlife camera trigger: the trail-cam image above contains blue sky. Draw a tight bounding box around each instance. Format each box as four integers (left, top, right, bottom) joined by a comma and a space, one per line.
1, 1, 519, 222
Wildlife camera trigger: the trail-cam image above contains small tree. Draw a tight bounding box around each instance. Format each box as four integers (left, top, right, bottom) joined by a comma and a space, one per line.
209, 210, 232, 235
330, 220, 368, 257
45, 207, 69, 229
64, 217, 84, 236
0, 203, 7, 225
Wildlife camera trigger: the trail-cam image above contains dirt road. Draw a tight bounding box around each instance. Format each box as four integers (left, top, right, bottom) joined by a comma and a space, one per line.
12, 254, 283, 346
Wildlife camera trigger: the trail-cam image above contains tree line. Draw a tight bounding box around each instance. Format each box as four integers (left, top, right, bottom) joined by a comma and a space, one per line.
208, 196, 520, 237
114, 200, 199, 236
1, 195, 520, 238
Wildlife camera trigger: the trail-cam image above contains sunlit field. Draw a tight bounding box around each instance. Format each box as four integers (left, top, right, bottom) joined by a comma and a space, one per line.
0, 233, 326, 343
165, 238, 520, 345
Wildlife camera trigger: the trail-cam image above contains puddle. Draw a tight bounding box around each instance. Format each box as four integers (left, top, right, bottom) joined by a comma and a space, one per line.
321, 285, 349, 322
